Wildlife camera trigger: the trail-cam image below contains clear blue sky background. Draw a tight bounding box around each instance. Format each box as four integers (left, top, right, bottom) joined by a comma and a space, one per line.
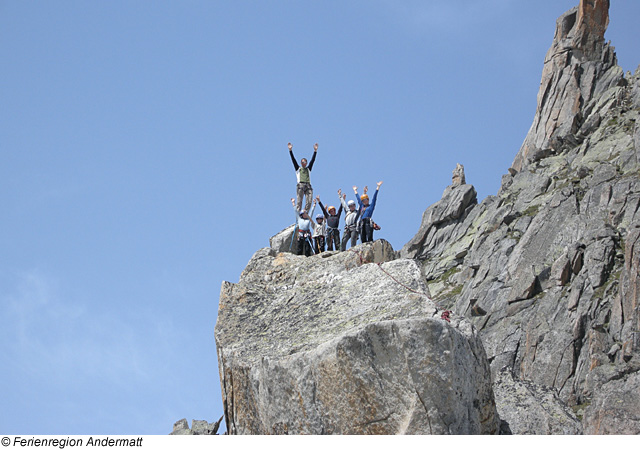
1, 0, 639, 435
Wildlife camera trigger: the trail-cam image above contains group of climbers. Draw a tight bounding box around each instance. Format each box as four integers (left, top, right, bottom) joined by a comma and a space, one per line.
289, 142, 383, 256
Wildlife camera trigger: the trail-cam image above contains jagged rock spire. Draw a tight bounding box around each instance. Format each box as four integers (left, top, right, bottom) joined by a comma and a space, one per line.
452, 163, 466, 186
510, 0, 622, 173
575, 0, 610, 53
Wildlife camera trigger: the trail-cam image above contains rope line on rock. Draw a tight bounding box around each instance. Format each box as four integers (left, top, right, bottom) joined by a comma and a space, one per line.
374, 260, 429, 298
345, 247, 452, 322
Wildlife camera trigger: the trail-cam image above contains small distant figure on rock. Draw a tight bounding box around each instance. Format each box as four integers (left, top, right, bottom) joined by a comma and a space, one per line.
452, 163, 466, 186
318, 193, 343, 252
339, 189, 361, 251
288, 142, 318, 212
355, 181, 383, 243
312, 209, 327, 254
291, 197, 316, 257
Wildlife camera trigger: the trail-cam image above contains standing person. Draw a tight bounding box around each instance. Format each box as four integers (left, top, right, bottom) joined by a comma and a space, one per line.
340, 189, 361, 251
312, 213, 327, 254
355, 181, 383, 243
317, 193, 343, 252
288, 142, 318, 213
291, 197, 316, 257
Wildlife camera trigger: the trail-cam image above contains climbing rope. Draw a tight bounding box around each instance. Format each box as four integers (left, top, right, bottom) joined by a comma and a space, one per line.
288, 223, 298, 252
306, 236, 316, 255
345, 247, 453, 323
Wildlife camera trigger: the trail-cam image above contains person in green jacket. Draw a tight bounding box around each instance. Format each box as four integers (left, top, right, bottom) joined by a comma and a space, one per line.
289, 142, 318, 213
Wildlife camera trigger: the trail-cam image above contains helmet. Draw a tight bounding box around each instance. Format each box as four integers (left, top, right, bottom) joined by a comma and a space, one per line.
300, 209, 307, 216
347, 200, 356, 207
316, 214, 324, 220
328, 206, 336, 214
360, 194, 369, 201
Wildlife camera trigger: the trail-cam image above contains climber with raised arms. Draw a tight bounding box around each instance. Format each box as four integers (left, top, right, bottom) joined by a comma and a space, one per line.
355, 181, 383, 243
317, 192, 343, 252
288, 142, 318, 213
339, 188, 361, 251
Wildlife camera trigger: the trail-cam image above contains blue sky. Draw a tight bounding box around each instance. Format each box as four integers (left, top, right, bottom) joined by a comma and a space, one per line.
1, 0, 639, 435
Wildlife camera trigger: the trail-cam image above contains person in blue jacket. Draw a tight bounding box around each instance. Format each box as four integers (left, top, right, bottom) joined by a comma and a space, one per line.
354, 181, 383, 243
291, 197, 316, 257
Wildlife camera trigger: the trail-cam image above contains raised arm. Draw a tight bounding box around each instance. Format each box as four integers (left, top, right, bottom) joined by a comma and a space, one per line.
309, 199, 317, 218
339, 189, 348, 209
368, 182, 383, 212
354, 185, 363, 208
317, 196, 328, 217
307, 143, 318, 171
288, 143, 299, 171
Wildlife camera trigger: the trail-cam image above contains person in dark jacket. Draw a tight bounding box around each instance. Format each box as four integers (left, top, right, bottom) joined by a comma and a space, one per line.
317, 193, 343, 252
288, 142, 318, 213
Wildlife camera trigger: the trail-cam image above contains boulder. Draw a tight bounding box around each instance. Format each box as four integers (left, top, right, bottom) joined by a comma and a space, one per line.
170, 419, 191, 435
169, 417, 224, 435
215, 241, 500, 434
269, 224, 296, 254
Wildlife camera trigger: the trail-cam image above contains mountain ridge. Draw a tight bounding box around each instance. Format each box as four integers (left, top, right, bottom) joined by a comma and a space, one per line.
213, 0, 640, 434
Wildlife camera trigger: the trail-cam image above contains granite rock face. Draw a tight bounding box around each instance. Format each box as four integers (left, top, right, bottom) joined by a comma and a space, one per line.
215, 241, 500, 434
493, 368, 582, 435
583, 370, 640, 434
402, 0, 640, 434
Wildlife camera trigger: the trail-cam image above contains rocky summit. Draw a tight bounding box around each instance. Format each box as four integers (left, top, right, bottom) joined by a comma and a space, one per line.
213, 0, 640, 435
215, 241, 499, 434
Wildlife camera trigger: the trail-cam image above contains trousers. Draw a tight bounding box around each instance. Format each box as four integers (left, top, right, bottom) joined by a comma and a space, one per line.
341, 225, 358, 251
360, 218, 374, 243
296, 182, 313, 213
314, 235, 325, 254
326, 227, 340, 251
297, 232, 313, 257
